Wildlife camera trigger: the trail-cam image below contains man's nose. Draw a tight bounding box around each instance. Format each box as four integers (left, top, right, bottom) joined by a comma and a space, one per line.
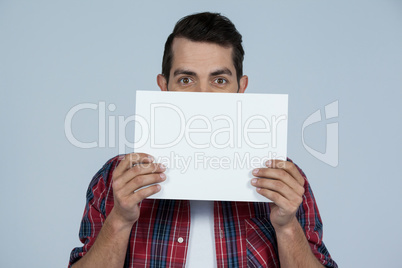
196, 81, 212, 92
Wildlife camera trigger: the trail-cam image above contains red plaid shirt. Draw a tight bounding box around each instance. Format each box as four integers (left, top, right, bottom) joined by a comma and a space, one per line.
69, 156, 337, 267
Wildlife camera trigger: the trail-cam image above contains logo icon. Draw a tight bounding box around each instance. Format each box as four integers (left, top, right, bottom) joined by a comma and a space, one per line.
302, 101, 339, 167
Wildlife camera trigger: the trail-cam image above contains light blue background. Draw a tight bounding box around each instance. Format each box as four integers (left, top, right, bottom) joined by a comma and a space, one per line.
1, 0, 401, 267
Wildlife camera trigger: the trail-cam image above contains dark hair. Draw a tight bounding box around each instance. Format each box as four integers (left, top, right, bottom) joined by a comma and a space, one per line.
162, 12, 244, 84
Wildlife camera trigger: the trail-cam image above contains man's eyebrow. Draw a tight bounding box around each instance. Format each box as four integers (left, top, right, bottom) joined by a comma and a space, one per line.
173, 69, 197, 77
210, 68, 233, 76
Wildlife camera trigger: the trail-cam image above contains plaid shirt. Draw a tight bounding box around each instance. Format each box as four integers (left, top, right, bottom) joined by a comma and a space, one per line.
69, 156, 337, 268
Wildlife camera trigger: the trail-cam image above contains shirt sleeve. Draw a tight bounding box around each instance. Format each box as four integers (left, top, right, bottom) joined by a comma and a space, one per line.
68, 156, 118, 267
293, 161, 338, 268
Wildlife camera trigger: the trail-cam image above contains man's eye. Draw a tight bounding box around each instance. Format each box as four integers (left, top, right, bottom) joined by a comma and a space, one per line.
214, 78, 227, 84
179, 77, 192, 84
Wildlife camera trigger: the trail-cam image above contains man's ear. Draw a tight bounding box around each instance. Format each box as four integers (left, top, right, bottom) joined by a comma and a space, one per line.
238, 75, 248, 93
157, 74, 168, 91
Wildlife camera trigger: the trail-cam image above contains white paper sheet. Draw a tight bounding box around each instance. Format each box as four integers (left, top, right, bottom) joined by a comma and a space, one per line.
134, 90, 288, 202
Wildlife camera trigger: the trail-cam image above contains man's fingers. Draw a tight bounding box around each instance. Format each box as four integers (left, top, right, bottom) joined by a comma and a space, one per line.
252, 178, 303, 205
120, 173, 166, 197
266, 160, 305, 187
130, 184, 162, 205
252, 166, 305, 197
251, 160, 306, 228
256, 187, 291, 209
252, 177, 293, 200
113, 153, 155, 177
114, 163, 166, 189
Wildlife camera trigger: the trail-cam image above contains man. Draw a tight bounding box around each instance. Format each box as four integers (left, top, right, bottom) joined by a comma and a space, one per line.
69, 12, 337, 268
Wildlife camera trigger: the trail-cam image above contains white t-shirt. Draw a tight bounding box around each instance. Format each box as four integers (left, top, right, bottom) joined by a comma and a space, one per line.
186, 200, 217, 267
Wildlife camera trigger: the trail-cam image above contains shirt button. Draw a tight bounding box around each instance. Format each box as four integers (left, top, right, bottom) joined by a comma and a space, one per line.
177, 237, 184, 243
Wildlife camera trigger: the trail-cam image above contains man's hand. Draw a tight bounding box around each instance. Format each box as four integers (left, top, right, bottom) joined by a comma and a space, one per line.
111, 153, 166, 227
251, 159, 305, 230
72, 153, 166, 268
251, 160, 325, 267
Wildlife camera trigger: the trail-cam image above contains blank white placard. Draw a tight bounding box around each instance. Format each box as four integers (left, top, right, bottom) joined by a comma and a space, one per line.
134, 90, 288, 202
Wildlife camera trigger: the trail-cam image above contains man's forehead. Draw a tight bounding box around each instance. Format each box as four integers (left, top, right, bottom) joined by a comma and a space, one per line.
171, 37, 233, 54
170, 37, 235, 74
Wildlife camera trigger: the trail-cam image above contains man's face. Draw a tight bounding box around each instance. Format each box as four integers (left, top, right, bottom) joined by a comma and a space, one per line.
157, 37, 248, 93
